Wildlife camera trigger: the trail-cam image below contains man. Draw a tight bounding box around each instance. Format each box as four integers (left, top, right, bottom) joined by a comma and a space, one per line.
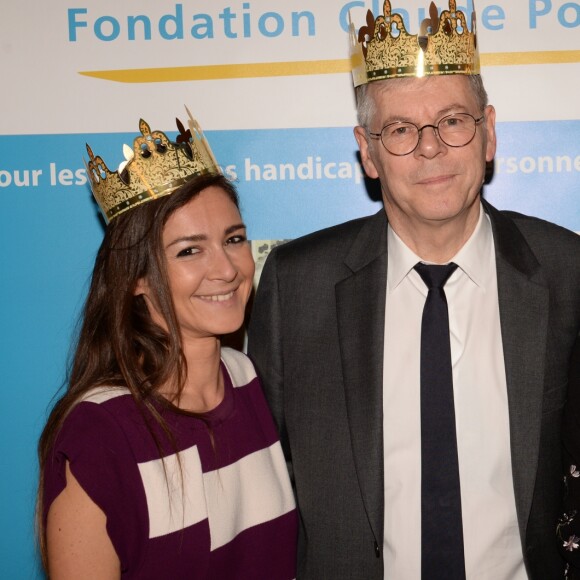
248, 2, 580, 578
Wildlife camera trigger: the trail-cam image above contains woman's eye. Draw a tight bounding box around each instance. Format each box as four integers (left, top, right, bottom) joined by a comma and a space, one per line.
226, 235, 247, 245
176, 247, 200, 257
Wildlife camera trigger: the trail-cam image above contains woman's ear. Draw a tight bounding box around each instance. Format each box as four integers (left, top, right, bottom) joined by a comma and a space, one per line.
134, 278, 149, 297
133, 278, 167, 330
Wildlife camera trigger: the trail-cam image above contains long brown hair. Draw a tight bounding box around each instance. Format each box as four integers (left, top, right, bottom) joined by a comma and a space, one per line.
36, 172, 240, 567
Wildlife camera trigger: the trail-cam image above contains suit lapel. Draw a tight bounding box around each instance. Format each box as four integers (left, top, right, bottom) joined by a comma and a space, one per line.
485, 201, 550, 537
335, 210, 388, 545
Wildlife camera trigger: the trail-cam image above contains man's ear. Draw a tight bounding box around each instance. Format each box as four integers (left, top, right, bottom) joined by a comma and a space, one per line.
354, 126, 380, 179
484, 105, 497, 163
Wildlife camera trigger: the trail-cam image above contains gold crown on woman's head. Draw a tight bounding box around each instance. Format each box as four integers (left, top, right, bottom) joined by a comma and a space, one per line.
85, 108, 220, 223
350, 0, 480, 87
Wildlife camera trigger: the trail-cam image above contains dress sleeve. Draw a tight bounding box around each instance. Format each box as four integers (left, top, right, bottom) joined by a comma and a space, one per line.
558, 337, 580, 578
43, 400, 148, 570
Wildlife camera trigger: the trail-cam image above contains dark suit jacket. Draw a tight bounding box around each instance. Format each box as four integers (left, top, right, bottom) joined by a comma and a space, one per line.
248, 200, 580, 579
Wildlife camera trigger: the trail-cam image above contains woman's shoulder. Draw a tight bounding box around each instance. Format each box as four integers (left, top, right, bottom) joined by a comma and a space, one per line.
59, 385, 135, 436
46, 385, 159, 508
77, 385, 131, 405
221, 348, 258, 388
53, 385, 153, 465
56, 386, 135, 450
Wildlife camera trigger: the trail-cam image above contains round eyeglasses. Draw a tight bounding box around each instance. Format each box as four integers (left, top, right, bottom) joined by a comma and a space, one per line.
368, 113, 485, 156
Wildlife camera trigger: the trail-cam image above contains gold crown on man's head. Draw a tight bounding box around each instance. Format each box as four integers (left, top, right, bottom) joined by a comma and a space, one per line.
350, 0, 480, 87
85, 108, 220, 223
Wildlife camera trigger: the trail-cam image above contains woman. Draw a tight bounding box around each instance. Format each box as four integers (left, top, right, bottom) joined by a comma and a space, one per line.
37, 112, 297, 578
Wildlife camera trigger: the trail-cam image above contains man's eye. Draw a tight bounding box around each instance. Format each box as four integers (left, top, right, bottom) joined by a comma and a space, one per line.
388, 124, 412, 138
443, 116, 462, 127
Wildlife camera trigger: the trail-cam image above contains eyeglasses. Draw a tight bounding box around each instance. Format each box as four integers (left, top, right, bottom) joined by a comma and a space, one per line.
368, 113, 485, 156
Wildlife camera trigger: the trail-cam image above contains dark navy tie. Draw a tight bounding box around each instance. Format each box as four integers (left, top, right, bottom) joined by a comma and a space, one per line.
414, 262, 465, 580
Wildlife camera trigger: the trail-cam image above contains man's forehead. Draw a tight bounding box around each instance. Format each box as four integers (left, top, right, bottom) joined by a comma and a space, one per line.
369, 76, 475, 108
370, 75, 468, 95
366, 76, 482, 126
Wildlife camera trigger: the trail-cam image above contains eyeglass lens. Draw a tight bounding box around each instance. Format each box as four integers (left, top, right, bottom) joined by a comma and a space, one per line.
381, 113, 479, 155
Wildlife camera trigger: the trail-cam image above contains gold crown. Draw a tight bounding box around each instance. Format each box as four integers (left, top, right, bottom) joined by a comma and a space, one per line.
85, 108, 220, 223
350, 0, 480, 87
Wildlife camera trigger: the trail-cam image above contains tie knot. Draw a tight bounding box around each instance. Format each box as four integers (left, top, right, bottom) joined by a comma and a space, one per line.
414, 262, 458, 289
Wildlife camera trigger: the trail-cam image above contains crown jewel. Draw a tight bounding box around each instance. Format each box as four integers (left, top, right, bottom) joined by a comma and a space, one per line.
350, 0, 480, 87
85, 108, 220, 223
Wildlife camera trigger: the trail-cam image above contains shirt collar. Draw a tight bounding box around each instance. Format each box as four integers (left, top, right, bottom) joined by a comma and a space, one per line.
452, 204, 493, 288
387, 202, 493, 291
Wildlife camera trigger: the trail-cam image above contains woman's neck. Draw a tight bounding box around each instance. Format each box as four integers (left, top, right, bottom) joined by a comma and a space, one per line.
165, 336, 225, 413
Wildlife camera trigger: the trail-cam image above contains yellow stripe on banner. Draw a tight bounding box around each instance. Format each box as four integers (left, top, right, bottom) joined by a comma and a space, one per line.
79, 59, 351, 83
482, 50, 580, 66
79, 51, 580, 83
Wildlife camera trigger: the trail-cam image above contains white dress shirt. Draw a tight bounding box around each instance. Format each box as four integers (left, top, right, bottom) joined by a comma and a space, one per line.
382, 205, 527, 579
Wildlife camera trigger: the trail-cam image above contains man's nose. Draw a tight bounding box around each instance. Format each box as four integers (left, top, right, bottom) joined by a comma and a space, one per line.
415, 124, 445, 157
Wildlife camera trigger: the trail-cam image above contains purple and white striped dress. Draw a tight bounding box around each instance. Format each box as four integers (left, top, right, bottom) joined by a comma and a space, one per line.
43, 348, 297, 579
